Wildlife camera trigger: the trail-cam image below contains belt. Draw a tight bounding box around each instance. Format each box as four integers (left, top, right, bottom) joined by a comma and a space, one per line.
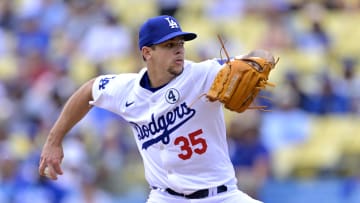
153, 185, 227, 199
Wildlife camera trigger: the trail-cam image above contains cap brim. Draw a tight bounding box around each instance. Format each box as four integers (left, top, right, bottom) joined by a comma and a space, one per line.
152, 31, 197, 45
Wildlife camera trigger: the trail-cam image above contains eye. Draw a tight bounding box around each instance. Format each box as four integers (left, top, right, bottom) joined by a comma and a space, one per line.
163, 40, 185, 49
165, 42, 176, 48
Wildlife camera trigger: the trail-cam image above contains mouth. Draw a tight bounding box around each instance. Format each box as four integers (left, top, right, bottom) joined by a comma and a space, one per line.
175, 58, 184, 65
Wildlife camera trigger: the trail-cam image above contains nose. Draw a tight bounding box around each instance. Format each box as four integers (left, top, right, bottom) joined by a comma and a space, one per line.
175, 44, 184, 54
175, 47, 184, 55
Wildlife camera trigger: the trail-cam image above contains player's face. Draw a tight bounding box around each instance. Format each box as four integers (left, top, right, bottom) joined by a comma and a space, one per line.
152, 37, 185, 76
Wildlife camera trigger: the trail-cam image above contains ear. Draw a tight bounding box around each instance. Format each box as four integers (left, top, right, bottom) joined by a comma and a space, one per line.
142, 46, 153, 61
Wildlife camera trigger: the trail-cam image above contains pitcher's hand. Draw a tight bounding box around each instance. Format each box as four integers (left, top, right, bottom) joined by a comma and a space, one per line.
38, 142, 64, 180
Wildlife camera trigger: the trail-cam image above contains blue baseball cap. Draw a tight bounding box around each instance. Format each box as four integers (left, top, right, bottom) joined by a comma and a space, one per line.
138, 15, 197, 50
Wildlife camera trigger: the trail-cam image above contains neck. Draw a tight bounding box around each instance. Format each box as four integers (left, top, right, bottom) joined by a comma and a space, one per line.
147, 67, 175, 88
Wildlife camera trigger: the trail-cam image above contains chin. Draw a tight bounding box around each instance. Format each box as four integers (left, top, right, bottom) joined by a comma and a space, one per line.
169, 65, 184, 76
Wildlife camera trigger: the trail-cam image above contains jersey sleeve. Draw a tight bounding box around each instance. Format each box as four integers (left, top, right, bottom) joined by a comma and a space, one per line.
89, 74, 122, 113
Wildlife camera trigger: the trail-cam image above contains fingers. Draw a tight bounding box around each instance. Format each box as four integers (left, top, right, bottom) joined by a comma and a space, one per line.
39, 158, 63, 180
40, 164, 62, 180
53, 162, 64, 175
44, 165, 58, 180
38, 158, 46, 175
38, 143, 64, 180
246, 49, 275, 63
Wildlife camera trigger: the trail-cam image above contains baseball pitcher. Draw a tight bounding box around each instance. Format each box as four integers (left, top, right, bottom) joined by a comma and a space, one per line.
39, 15, 276, 203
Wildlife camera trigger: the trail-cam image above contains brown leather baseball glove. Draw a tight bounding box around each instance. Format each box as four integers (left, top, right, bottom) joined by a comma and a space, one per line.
206, 49, 278, 113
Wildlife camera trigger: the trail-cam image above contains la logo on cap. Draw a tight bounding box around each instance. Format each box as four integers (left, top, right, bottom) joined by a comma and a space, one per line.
165, 17, 179, 29
138, 15, 197, 50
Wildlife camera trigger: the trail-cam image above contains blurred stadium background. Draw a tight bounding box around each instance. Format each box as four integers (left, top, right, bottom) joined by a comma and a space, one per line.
1, 0, 360, 202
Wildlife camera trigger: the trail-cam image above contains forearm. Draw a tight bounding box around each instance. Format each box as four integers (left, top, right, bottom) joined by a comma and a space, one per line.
47, 79, 95, 145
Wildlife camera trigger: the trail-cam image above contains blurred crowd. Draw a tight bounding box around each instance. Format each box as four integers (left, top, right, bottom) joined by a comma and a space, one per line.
1, 0, 360, 202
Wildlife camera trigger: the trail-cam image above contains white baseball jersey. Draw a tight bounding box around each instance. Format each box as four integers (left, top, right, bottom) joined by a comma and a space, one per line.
90, 59, 237, 194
